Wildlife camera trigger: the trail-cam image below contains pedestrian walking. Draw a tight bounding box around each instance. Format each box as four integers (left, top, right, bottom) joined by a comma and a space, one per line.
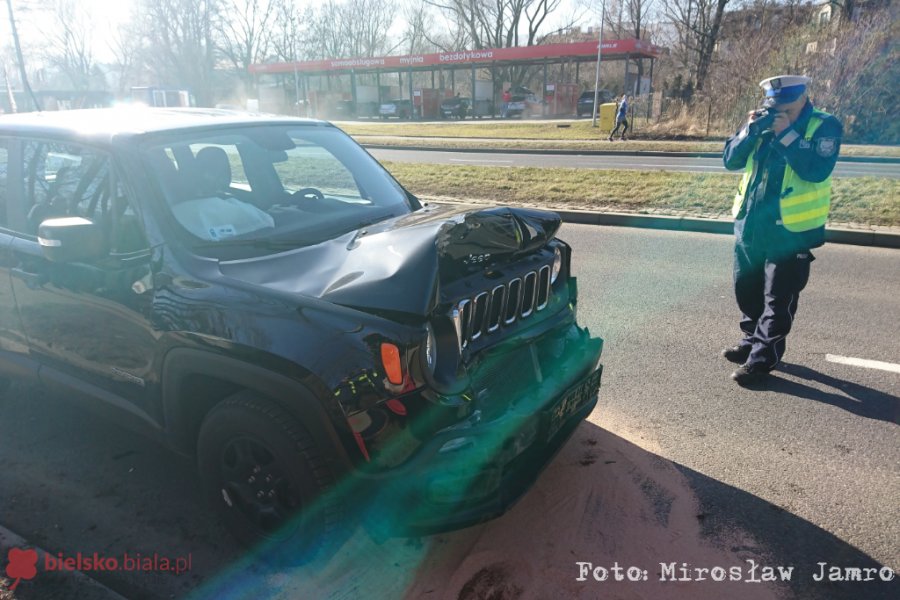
501, 89, 511, 118
722, 75, 842, 385
608, 94, 629, 141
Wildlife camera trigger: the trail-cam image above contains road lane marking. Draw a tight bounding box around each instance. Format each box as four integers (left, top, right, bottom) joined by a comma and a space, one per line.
449, 158, 513, 164
612, 164, 724, 170
569, 164, 725, 171
826, 354, 900, 374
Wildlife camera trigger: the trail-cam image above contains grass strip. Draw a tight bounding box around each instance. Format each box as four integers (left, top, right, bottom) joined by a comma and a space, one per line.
335, 121, 900, 158
380, 162, 900, 227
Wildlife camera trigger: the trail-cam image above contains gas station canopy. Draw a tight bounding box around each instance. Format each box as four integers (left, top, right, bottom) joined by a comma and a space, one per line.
250, 39, 664, 76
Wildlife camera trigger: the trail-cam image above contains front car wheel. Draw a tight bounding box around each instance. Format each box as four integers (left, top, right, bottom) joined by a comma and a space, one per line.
197, 392, 341, 563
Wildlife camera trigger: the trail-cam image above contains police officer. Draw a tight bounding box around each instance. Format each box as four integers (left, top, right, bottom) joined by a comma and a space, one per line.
722, 75, 842, 385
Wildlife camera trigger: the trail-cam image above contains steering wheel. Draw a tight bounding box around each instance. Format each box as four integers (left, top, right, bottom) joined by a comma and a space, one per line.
290, 187, 325, 203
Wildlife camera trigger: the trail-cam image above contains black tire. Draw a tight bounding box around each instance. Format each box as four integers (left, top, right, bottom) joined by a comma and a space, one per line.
197, 391, 341, 564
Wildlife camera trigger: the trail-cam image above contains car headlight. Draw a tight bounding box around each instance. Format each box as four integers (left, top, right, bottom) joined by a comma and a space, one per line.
419, 318, 469, 395
551, 247, 562, 284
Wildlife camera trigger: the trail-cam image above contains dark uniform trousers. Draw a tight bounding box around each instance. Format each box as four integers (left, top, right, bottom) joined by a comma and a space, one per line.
734, 244, 813, 369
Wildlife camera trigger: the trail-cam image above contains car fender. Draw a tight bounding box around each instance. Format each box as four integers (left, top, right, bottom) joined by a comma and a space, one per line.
161, 347, 353, 475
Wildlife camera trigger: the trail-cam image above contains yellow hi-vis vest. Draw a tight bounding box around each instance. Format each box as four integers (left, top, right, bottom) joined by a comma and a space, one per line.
732, 112, 832, 232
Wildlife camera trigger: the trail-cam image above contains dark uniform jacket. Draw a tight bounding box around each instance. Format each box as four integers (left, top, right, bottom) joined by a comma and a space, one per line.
723, 100, 842, 259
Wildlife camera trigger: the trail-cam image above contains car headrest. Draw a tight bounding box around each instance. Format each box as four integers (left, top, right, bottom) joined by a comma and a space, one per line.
193, 146, 232, 197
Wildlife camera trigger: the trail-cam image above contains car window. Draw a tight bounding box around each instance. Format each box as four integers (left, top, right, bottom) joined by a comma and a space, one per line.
18, 140, 147, 254
0, 139, 8, 227
274, 143, 360, 199
142, 124, 413, 255
22, 140, 111, 234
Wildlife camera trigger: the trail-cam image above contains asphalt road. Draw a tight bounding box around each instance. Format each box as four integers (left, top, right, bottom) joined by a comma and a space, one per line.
569, 225, 899, 596
0, 226, 897, 599
368, 147, 900, 178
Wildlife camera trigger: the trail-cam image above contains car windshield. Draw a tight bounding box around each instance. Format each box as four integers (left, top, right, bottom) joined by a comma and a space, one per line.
140, 123, 413, 257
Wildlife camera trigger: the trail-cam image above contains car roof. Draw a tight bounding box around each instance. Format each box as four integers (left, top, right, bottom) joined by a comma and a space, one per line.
0, 107, 330, 144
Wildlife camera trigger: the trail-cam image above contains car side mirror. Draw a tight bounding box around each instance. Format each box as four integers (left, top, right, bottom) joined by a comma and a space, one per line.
38, 217, 105, 263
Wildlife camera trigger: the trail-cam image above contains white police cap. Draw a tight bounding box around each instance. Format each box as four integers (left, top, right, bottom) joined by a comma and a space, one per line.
759, 75, 811, 102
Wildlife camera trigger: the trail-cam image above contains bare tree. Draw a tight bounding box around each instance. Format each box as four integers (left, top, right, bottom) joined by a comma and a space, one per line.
605, 0, 626, 38
400, 2, 437, 55
626, 0, 655, 39
307, 1, 347, 59
108, 19, 141, 95
625, 0, 656, 89
425, 0, 575, 50
217, 0, 277, 89
307, 0, 396, 59
345, 0, 396, 57
270, 0, 309, 61
419, 6, 470, 52
665, 0, 731, 93
44, 0, 100, 91
425, 0, 579, 89
807, 10, 896, 141
680, 1, 895, 142
134, 0, 220, 105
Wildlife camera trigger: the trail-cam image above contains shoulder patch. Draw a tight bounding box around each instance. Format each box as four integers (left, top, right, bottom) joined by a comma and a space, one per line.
816, 137, 838, 157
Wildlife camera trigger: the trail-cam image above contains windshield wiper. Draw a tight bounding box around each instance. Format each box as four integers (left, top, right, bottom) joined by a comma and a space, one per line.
345, 215, 394, 250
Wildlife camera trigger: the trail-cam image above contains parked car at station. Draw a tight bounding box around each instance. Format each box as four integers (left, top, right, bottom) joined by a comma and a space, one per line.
331, 99, 356, 119
576, 90, 616, 117
440, 96, 470, 119
379, 99, 412, 119
501, 86, 542, 118
0, 108, 604, 559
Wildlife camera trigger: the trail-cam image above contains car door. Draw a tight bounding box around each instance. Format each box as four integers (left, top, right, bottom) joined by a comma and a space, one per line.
8, 137, 160, 424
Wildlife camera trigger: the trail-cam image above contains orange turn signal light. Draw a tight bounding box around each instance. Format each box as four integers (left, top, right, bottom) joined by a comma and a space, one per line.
380, 343, 403, 385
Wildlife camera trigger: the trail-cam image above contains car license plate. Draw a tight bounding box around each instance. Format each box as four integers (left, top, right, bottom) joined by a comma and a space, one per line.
547, 367, 602, 440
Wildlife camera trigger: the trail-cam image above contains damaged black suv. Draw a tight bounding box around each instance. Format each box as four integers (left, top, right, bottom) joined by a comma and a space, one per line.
0, 109, 603, 557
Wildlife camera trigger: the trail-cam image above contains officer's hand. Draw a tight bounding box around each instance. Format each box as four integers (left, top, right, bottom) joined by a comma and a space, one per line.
745, 111, 763, 136
747, 111, 772, 136
772, 112, 791, 135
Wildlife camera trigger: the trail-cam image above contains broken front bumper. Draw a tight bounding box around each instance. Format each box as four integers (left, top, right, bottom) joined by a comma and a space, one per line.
358, 323, 603, 536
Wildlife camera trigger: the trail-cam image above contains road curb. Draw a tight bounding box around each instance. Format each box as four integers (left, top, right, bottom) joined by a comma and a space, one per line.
0, 525, 127, 600
553, 209, 900, 248
361, 143, 900, 163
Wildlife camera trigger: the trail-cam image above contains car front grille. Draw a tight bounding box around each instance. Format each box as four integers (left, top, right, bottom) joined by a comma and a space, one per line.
452, 265, 552, 349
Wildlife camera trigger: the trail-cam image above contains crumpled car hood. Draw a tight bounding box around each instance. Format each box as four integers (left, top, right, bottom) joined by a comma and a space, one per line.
217, 204, 561, 317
